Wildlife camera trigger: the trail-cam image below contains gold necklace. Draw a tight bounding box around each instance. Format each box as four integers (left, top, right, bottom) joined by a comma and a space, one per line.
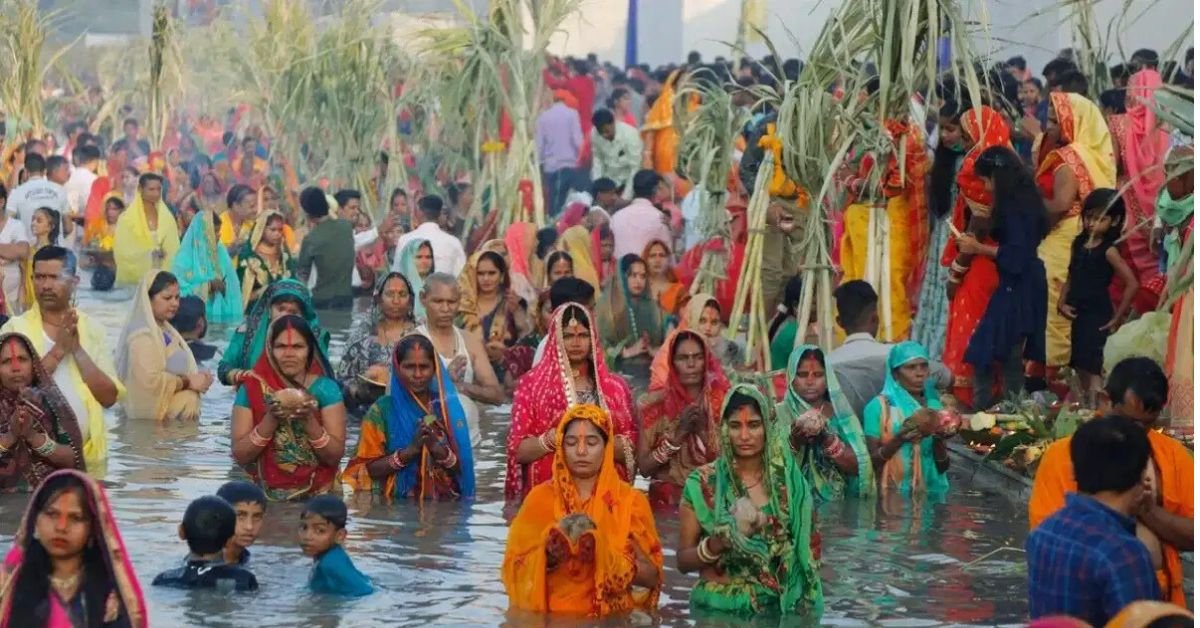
50, 571, 80, 597
740, 474, 764, 490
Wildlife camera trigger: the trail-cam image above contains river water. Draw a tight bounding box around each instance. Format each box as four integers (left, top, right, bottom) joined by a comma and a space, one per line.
0, 284, 1041, 627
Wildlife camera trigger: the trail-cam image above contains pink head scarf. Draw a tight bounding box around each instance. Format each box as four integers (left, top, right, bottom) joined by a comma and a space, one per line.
1124, 69, 1170, 216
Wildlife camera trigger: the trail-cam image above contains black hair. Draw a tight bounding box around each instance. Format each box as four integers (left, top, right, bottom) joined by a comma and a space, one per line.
591, 108, 615, 129
1023, 77, 1044, 91
562, 416, 608, 443
1104, 356, 1168, 414
671, 329, 707, 361
1131, 48, 1159, 70
446, 183, 471, 207
1071, 415, 1151, 494
545, 250, 574, 275
930, 101, 966, 218
687, 50, 702, 65
267, 314, 319, 373
394, 333, 436, 368
632, 170, 662, 199
137, 172, 164, 188
170, 295, 207, 337
389, 187, 408, 204
226, 184, 254, 209
476, 250, 511, 292
334, 189, 361, 208
417, 194, 444, 219
1146, 615, 1194, 628
123, 117, 139, 128
1054, 70, 1089, 95
794, 347, 831, 401
32, 207, 61, 245
764, 275, 802, 341
782, 58, 802, 81
535, 226, 559, 260
560, 302, 592, 331
23, 153, 46, 174
375, 271, 415, 308
1110, 63, 1132, 85
833, 279, 878, 331
608, 87, 630, 108
32, 245, 70, 268
76, 144, 101, 164
269, 290, 305, 311
45, 155, 69, 175
216, 481, 267, 509
181, 495, 236, 555
1099, 89, 1126, 114
973, 145, 1050, 241
592, 177, 618, 197
302, 495, 348, 530
1006, 55, 1026, 71
619, 253, 645, 277
9, 473, 115, 628
147, 270, 178, 299
1041, 58, 1076, 81
299, 187, 330, 218
0, 182, 7, 200
1077, 188, 1126, 252
722, 390, 762, 420
550, 277, 595, 310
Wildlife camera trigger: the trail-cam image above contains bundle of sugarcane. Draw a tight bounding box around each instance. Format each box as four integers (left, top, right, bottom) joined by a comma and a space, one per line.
725, 137, 775, 367
0, 1, 75, 141
146, 2, 182, 151
674, 69, 749, 297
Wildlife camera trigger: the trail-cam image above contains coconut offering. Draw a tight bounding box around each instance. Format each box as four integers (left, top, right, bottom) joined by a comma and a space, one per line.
792, 407, 827, 438
271, 388, 316, 418
731, 496, 768, 537
935, 408, 962, 437
558, 513, 597, 543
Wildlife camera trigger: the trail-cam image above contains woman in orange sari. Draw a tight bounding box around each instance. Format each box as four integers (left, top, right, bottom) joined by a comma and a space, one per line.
502, 404, 663, 617
642, 70, 684, 178
941, 106, 1011, 405
1036, 93, 1116, 371
636, 329, 730, 508
642, 238, 685, 316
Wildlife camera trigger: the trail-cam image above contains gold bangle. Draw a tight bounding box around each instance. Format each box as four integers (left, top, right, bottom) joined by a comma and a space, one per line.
248, 427, 271, 448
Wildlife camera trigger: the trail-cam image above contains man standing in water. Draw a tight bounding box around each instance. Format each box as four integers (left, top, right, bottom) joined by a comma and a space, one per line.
296, 187, 354, 310
0, 246, 122, 460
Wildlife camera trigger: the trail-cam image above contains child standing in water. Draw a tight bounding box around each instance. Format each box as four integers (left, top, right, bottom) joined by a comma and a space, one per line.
1058, 190, 1138, 403
300, 495, 374, 597
216, 481, 267, 566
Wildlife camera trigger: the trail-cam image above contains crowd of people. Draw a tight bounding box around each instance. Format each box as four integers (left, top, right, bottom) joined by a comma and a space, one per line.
0, 36, 1191, 625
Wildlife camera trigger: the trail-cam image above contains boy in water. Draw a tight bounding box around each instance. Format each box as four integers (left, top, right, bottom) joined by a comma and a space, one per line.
216, 481, 267, 566
300, 495, 373, 597
153, 495, 259, 592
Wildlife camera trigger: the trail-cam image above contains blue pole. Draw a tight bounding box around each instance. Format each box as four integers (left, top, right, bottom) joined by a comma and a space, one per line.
625, 0, 638, 67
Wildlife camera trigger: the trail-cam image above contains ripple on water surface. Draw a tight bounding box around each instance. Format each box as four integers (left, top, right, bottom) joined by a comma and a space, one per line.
0, 287, 1044, 627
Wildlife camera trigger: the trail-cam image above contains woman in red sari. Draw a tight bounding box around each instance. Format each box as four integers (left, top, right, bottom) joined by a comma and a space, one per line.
636, 329, 729, 508
505, 304, 637, 502
230, 314, 347, 501
941, 106, 1012, 406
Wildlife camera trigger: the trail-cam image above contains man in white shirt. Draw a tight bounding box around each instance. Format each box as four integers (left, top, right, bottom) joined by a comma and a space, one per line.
65, 145, 101, 220
392, 194, 467, 278
7, 153, 68, 235
590, 109, 642, 197
46, 156, 76, 248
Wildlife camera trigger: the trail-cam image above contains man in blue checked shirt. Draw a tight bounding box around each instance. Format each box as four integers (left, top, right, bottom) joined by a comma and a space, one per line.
1026, 415, 1160, 625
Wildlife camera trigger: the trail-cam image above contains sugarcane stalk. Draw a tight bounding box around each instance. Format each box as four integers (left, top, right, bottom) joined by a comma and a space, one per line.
727, 147, 774, 348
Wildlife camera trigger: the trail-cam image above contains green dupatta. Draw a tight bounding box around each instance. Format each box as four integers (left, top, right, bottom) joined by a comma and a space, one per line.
775, 344, 875, 502
597, 257, 666, 364
682, 383, 823, 617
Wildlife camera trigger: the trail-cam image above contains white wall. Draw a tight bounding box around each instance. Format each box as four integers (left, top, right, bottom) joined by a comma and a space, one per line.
545, 0, 1194, 70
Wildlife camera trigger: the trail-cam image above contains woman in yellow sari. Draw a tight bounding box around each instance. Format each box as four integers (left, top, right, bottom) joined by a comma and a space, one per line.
557, 225, 600, 291
1035, 93, 1116, 369
113, 173, 180, 286
115, 271, 212, 421
502, 404, 663, 617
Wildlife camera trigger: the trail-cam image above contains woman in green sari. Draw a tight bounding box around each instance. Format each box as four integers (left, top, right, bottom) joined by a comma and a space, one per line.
396, 239, 434, 323
171, 203, 243, 325
237, 209, 296, 313
596, 253, 666, 369
218, 279, 331, 387
776, 344, 874, 502
678, 383, 823, 618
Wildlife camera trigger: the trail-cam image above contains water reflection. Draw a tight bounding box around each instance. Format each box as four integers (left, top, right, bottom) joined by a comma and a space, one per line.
0, 286, 1046, 627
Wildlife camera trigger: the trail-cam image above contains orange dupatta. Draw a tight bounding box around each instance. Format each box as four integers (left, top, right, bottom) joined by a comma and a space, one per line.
501, 404, 663, 617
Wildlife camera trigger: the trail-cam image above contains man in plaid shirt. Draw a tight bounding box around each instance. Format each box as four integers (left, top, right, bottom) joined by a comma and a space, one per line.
1026, 416, 1160, 625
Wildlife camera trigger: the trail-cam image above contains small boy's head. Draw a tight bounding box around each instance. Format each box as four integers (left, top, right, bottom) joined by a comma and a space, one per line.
299, 495, 347, 558
216, 481, 267, 551
1102, 357, 1168, 427
178, 496, 236, 557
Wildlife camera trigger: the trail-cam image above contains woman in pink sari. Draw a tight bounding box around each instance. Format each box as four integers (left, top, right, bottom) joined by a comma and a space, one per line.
0, 469, 147, 628
1110, 68, 1169, 311
504, 304, 637, 502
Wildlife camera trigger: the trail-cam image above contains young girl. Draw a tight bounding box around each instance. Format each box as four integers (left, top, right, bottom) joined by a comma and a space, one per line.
22, 207, 61, 309
1059, 189, 1138, 401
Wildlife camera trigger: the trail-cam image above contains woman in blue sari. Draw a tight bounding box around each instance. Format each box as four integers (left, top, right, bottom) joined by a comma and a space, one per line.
172, 204, 243, 325
344, 333, 475, 501
775, 344, 874, 502
218, 279, 331, 387
862, 341, 951, 495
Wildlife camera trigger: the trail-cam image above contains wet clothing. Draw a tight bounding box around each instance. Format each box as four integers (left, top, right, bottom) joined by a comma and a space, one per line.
152, 558, 259, 592
310, 545, 373, 597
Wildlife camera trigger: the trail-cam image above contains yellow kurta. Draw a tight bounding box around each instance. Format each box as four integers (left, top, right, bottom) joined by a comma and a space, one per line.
840, 196, 914, 342
113, 196, 180, 286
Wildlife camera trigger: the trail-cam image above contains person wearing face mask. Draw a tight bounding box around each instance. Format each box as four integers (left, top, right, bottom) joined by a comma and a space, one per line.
236, 209, 295, 313
115, 271, 212, 422
343, 334, 475, 501
217, 279, 331, 387
336, 272, 417, 413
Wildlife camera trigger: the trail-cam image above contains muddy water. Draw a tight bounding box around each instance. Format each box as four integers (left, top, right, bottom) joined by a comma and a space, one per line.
0, 285, 1040, 627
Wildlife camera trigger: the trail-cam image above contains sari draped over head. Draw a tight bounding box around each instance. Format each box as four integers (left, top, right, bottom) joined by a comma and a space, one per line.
1122, 70, 1171, 219
240, 326, 340, 501
503, 222, 541, 304
343, 335, 475, 501
1157, 188, 1194, 273
237, 209, 295, 312
172, 208, 243, 325
643, 70, 682, 176
870, 341, 946, 494
558, 226, 601, 291
502, 404, 663, 616
217, 279, 332, 386
556, 201, 588, 235
642, 239, 685, 315
0, 469, 147, 628
639, 329, 730, 506
456, 239, 507, 332
776, 344, 874, 502
649, 293, 726, 389
0, 333, 84, 492
505, 305, 637, 501
682, 384, 823, 616
596, 257, 666, 358
396, 238, 431, 323
113, 192, 180, 286
115, 271, 201, 421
